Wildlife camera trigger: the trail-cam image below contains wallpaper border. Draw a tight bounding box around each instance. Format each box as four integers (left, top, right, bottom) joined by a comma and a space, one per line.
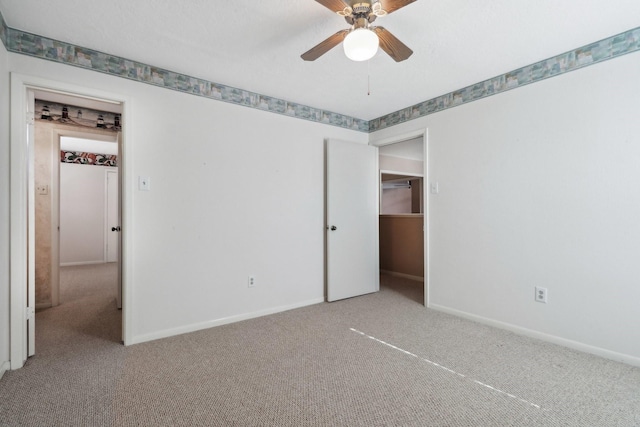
370, 27, 640, 132
2, 21, 368, 132
0, 7, 638, 134
61, 150, 117, 167
0, 8, 7, 47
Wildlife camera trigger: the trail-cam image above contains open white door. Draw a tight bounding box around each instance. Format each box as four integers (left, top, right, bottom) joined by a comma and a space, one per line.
326, 139, 380, 302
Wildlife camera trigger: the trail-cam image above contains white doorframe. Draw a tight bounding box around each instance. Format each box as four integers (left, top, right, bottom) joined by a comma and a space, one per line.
50, 130, 60, 308
369, 128, 429, 307
10, 73, 134, 370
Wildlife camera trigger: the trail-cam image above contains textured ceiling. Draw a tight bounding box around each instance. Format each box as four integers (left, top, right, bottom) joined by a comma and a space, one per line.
2, 0, 640, 121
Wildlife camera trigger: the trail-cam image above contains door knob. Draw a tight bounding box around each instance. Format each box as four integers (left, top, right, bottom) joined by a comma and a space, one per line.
111, 226, 121, 232
330, 225, 337, 231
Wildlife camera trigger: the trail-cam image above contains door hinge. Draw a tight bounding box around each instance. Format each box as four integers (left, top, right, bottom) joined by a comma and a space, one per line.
26, 306, 35, 321
26, 112, 35, 125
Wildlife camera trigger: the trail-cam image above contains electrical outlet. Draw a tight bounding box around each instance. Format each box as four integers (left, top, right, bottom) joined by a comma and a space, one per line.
535, 287, 548, 303
248, 275, 256, 288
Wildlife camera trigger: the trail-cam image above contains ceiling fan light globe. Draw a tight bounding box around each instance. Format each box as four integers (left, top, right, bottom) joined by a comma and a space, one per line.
343, 28, 379, 61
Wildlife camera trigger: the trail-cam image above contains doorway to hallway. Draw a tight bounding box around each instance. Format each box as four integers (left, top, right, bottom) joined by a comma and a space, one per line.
33, 95, 123, 356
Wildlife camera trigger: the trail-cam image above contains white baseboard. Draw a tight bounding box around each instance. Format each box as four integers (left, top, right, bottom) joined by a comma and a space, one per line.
380, 270, 424, 282
130, 297, 326, 345
429, 303, 640, 368
60, 260, 105, 267
0, 361, 10, 379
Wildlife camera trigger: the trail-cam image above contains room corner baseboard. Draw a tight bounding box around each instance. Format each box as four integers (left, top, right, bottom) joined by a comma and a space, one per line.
0, 361, 10, 379
429, 303, 640, 368
130, 297, 326, 345
380, 270, 424, 282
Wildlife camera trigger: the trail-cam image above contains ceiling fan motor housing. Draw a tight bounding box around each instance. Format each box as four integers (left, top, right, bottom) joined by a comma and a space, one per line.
352, 16, 371, 30
351, 2, 372, 14
344, 2, 379, 24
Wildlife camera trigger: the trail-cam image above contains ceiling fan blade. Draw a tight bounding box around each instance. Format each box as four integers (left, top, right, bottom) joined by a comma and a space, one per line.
374, 27, 413, 62
314, 0, 349, 13
301, 30, 349, 61
379, 0, 417, 14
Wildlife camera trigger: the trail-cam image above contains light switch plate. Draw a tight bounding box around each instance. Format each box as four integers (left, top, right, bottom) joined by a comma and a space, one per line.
138, 176, 151, 191
430, 181, 439, 194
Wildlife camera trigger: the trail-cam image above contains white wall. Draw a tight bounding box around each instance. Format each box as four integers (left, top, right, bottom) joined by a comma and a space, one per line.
59, 163, 116, 265
371, 51, 640, 364
0, 35, 10, 373
7, 53, 367, 343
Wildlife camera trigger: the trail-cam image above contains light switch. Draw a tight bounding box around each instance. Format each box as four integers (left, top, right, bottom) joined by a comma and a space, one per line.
138, 176, 151, 191
430, 181, 439, 194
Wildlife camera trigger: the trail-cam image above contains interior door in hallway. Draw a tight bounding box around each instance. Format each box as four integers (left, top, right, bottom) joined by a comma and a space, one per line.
105, 132, 122, 310
326, 139, 380, 302
106, 170, 119, 263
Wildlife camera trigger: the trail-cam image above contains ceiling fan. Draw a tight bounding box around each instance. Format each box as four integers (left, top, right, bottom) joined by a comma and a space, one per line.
301, 0, 416, 62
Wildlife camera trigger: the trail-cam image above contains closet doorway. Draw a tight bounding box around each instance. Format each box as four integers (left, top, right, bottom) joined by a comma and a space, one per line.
375, 134, 427, 305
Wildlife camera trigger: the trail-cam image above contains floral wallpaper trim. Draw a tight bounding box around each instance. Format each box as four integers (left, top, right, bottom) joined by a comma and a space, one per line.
61, 151, 117, 167
369, 26, 640, 132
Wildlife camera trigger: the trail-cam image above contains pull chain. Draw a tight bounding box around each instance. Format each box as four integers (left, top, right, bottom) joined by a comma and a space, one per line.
367, 59, 371, 96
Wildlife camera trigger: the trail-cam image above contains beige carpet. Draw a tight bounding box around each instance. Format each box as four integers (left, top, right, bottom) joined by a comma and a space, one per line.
1, 265, 639, 426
